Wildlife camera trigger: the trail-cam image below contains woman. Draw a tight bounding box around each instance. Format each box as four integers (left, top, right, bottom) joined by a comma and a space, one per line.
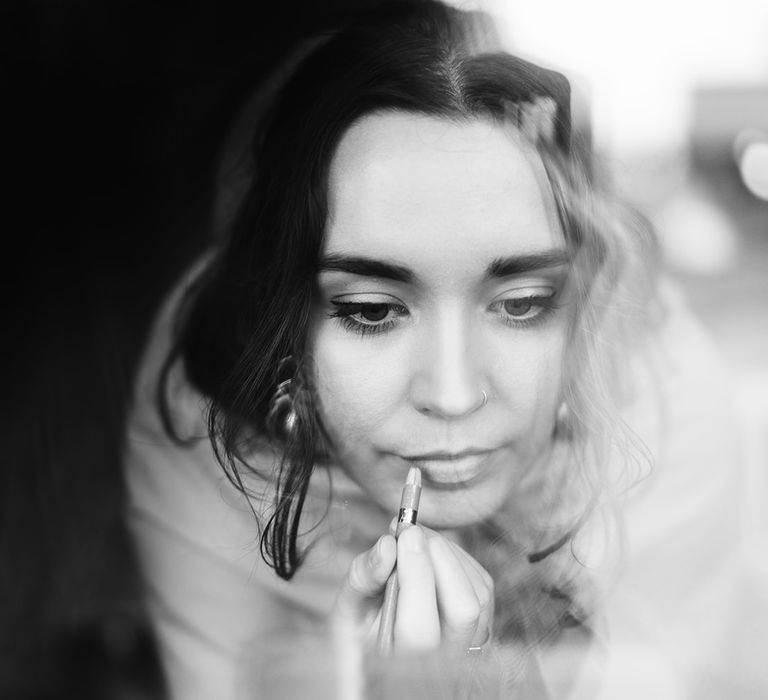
125, 1, 743, 697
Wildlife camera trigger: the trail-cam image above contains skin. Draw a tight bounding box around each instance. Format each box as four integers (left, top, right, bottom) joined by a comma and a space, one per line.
311, 111, 571, 652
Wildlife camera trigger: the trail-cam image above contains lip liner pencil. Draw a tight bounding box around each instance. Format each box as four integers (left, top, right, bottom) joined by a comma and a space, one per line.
376, 465, 422, 655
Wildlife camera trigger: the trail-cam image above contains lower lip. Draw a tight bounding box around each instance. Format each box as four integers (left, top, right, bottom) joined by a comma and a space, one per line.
406, 453, 492, 488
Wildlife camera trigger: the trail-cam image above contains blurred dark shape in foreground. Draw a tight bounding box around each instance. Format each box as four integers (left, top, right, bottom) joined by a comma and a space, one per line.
1, 1, 385, 697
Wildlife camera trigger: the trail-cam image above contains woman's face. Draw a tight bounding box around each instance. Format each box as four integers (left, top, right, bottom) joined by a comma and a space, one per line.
310, 112, 571, 529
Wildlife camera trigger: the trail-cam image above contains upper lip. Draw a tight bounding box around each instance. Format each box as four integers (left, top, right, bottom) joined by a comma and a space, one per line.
400, 448, 493, 461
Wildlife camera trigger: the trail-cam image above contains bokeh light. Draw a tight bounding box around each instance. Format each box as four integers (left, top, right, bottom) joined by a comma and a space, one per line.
739, 140, 768, 200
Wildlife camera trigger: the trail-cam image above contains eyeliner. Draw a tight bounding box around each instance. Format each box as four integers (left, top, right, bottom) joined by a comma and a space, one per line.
376, 465, 422, 655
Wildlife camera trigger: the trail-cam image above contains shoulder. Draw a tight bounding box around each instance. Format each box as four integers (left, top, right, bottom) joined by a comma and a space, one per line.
601, 276, 746, 692
129, 253, 213, 438
122, 255, 374, 697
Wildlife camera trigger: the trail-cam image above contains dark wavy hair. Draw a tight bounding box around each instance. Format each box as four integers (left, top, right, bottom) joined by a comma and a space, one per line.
159, 0, 660, 582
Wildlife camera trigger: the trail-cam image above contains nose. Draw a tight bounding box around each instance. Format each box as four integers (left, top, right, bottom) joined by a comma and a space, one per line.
408, 311, 487, 419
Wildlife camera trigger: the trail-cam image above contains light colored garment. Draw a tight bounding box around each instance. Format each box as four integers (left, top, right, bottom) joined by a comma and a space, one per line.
125, 265, 393, 699
124, 266, 748, 699
593, 281, 748, 699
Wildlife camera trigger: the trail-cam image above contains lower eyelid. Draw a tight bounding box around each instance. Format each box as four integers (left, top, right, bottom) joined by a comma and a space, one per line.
490, 296, 559, 324
338, 316, 397, 336
329, 302, 409, 336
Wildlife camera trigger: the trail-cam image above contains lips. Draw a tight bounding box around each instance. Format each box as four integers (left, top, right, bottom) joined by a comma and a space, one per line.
398, 449, 495, 487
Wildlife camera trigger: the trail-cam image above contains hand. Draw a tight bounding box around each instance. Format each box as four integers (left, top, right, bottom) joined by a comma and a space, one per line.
333, 524, 494, 655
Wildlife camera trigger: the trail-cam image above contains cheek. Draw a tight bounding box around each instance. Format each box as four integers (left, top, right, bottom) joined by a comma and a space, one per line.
311, 330, 407, 442
492, 330, 565, 427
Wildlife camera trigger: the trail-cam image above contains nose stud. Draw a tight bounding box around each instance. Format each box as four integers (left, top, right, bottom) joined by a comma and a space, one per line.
480, 390, 488, 407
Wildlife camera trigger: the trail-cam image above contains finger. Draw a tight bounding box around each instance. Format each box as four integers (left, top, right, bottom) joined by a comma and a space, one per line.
428, 535, 493, 650
410, 526, 495, 648
335, 534, 396, 618
404, 525, 494, 646
442, 539, 494, 647
393, 526, 440, 652
445, 539, 494, 591
419, 526, 495, 604
417, 526, 489, 577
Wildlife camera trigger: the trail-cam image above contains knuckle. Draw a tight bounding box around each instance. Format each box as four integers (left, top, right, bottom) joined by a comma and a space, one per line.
479, 571, 494, 595
484, 570, 494, 589
476, 581, 494, 611
448, 596, 481, 628
346, 554, 370, 593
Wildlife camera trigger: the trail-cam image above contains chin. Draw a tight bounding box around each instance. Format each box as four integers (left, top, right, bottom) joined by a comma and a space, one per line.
416, 488, 509, 530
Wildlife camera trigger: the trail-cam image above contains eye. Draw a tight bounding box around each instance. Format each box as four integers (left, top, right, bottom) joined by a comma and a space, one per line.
502, 298, 535, 317
357, 303, 389, 322
489, 289, 559, 328
329, 301, 409, 336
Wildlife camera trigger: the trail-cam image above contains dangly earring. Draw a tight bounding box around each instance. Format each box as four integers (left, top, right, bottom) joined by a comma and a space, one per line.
266, 358, 299, 440
554, 400, 573, 441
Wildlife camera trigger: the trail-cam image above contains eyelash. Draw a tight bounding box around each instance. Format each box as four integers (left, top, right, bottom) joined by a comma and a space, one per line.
329, 302, 409, 337
330, 293, 560, 337
489, 292, 560, 329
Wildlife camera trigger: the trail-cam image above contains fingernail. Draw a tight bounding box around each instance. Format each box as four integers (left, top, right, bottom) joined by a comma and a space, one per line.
369, 535, 385, 568
401, 525, 424, 552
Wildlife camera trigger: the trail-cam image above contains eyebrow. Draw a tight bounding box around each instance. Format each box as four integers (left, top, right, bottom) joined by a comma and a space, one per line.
317, 248, 569, 283
317, 254, 414, 283
486, 249, 570, 277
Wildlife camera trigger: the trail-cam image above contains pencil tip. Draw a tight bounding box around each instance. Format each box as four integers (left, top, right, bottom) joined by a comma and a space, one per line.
406, 465, 422, 487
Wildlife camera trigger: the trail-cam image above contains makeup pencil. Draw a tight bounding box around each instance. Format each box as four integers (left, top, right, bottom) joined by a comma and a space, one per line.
376, 465, 422, 655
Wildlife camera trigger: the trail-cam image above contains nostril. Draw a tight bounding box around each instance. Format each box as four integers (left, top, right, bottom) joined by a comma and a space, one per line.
411, 385, 488, 419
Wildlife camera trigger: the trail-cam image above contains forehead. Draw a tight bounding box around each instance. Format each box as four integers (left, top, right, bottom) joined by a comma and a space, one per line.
324, 112, 562, 269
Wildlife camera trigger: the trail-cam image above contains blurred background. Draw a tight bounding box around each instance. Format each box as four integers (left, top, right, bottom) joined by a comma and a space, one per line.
470, 0, 768, 530
3, 0, 766, 698
468, 0, 768, 696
